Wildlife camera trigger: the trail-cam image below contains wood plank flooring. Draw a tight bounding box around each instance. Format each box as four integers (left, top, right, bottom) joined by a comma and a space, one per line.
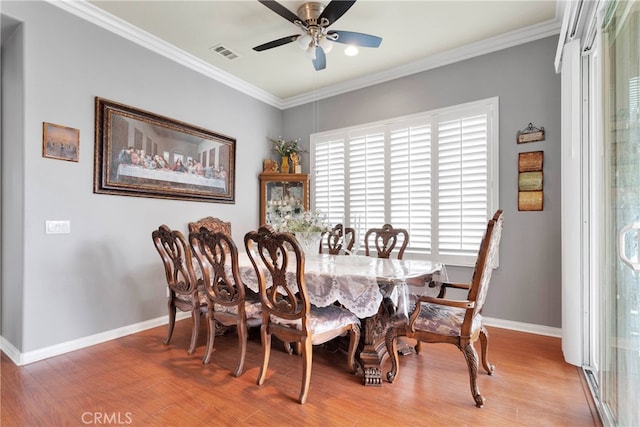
1, 320, 600, 426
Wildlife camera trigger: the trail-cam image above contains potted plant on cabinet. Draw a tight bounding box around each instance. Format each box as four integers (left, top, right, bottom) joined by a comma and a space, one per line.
269, 137, 305, 173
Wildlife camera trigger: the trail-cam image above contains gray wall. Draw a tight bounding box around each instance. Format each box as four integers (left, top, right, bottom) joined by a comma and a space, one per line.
1, 1, 281, 353
283, 36, 562, 328
1, 14, 25, 349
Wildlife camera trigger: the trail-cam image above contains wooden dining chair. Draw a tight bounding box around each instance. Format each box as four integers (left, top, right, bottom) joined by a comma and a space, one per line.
384, 210, 504, 407
151, 225, 204, 355
188, 217, 234, 334
319, 223, 355, 255
364, 223, 409, 259
188, 216, 231, 236
189, 228, 262, 376
244, 226, 361, 404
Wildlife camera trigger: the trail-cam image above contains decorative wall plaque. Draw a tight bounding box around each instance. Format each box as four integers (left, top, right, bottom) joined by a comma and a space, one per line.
518, 150, 544, 211
517, 123, 545, 144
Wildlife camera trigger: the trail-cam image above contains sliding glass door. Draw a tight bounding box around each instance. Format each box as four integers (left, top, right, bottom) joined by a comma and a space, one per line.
601, 2, 640, 425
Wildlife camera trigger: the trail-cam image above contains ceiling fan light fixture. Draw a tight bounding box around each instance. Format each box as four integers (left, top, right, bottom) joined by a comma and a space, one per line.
305, 46, 317, 60
297, 33, 312, 49
344, 45, 359, 56
319, 36, 333, 53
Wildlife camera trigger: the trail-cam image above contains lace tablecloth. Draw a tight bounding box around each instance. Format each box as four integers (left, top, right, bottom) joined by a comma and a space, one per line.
236, 253, 445, 318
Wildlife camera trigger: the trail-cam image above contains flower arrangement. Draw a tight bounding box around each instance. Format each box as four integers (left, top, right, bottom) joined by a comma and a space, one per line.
274, 210, 328, 255
275, 210, 328, 234
269, 137, 305, 158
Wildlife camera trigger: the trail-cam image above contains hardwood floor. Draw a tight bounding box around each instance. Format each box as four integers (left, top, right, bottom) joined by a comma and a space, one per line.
1, 320, 599, 426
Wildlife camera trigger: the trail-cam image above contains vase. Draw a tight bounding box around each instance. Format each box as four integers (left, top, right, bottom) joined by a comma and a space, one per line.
280, 156, 290, 174
295, 231, 322, 257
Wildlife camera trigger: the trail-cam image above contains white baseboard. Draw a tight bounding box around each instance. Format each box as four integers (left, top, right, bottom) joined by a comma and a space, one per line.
483, 316, 562, 338
1, 313, 560, 366
0, 312, 191, 366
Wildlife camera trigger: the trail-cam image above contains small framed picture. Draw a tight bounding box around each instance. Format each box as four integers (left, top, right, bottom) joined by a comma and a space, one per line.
43, 122, 79, 162
263, 158, 278, 173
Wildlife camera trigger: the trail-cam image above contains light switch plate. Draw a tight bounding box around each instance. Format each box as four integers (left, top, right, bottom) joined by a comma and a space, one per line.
45, 220, 71, 234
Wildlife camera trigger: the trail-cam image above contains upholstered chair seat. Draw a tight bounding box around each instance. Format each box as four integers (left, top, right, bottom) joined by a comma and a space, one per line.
175, 287, 207, 307
270, 305, 360, 336
412, 304, 483, 337
214, 299, 262, 320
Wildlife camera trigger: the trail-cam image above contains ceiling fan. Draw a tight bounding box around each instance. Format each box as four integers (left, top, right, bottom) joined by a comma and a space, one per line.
253, 0, 383, 71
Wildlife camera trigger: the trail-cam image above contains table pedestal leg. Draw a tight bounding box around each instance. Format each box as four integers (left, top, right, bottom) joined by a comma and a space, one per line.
357, 297, 395, 386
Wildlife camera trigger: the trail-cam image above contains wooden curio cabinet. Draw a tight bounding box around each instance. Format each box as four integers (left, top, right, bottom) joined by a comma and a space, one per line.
259, 173, 309, 226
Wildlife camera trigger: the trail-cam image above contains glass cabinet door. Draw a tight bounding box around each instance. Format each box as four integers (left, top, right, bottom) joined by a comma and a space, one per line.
259, 173, 309, 226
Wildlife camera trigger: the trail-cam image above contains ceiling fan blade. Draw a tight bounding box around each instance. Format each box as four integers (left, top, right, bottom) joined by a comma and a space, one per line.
312, 47, 326, 71
329, 30, 382, 48
318, 0, 356, 26
253, 35, 299, 52
258, 0, 300, 24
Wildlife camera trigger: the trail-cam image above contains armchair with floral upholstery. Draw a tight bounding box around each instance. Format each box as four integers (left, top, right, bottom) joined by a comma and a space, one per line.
385, 210, 504, 407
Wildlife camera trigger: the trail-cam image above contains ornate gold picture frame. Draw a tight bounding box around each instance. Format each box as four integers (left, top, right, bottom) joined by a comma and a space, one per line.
94, 97, 236, 203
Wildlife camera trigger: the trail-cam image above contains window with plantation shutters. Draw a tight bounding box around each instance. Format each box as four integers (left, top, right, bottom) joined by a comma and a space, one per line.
311, 97, 499, 266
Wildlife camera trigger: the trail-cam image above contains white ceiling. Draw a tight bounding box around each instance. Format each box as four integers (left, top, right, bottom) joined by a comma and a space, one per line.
69, 1, 560, 107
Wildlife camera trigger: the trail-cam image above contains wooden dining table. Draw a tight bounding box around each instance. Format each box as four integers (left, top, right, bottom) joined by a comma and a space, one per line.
236, 252, 446, 386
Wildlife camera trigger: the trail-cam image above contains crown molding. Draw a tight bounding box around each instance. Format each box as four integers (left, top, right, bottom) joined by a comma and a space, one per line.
49, 0, 560, 111
282, 18, 562, 108
47, 0, 284, 109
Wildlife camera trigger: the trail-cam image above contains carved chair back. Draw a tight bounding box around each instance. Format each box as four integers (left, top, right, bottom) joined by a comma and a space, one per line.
152, 224, 200, 300
363, 224, 409, 259
461, 209, 504, 335
189, 228, 245, 312
320, 223, 355, 255
188, 216, 231, 236
244, 226, 310, 326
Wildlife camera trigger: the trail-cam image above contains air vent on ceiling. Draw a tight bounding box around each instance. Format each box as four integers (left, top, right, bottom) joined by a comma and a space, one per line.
209, 44, 240, 60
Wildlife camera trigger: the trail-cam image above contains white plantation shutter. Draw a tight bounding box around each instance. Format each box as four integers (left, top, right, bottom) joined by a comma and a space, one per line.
313, 136, 345, 226
349, 131, 385, 233
437, 114, 489, 259
390, 123, 432, 253
311, 97, 498, 266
